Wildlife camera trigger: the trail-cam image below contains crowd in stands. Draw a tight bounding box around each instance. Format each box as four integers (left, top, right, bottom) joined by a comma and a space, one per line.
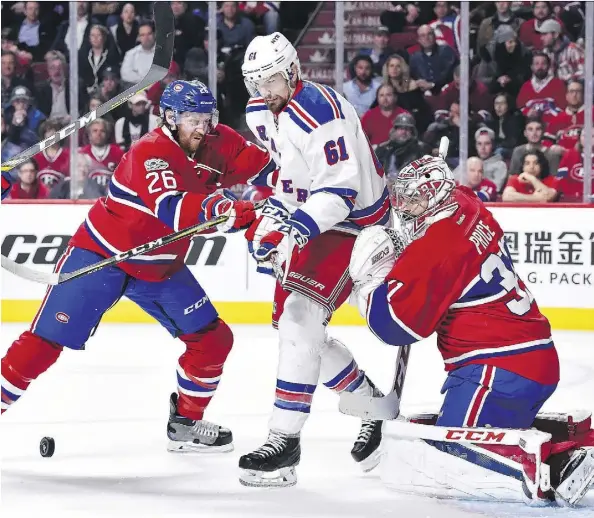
2, 1, 592, 203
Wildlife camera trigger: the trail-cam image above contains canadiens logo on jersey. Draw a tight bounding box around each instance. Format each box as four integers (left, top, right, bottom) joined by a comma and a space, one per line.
89, 169, 112, 186
523, 98, 561, 116
570, 164, 584, 181
38, 169, 65, 187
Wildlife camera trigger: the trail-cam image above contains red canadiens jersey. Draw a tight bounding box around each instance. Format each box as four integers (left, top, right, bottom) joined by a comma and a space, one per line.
71, 124, 274, 281
366, 186, 558, 385
517, 77, 566, 118
79, 144, 125, 190
556, 149, 594, 200
35, 147, 71, 188
545, 107, 594, 150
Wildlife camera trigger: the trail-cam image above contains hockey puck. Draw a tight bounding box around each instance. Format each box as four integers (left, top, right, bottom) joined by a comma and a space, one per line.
40, 437, 55, 457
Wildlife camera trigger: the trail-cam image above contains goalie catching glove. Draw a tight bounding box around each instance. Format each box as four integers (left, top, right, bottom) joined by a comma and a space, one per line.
349, 225, 407, 316
200, 190, 257, 233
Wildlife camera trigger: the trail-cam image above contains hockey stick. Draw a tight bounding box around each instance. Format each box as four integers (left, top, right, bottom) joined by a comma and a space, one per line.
338, 137, 451, 420
2, 200, 267, 285
0, 1, 174, 174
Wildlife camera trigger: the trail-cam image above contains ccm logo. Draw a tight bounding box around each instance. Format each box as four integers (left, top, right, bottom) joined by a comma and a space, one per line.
445, 429, 506, 442
371, 246, 390, 265
184, 296, 210, 315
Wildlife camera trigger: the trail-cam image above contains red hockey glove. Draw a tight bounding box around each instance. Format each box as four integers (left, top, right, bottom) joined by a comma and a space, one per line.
201, 192, 257, 233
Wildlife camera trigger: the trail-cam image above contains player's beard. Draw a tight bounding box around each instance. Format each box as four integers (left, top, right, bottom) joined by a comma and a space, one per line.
265, 95, 288, 114
178, 129, 205, 157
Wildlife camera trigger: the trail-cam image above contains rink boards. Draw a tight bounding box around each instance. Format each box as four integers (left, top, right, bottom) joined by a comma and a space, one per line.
1, 202, 593, 330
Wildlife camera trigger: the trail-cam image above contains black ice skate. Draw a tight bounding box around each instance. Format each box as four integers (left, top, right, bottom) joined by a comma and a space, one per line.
167, 393, 233, 453
351, 377, 383, 472
238, 431, 300, 488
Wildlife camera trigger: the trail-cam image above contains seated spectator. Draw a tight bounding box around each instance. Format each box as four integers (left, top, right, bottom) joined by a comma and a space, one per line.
171, 1, 206, 65
375, 112, 431, 179
79, 24, 120, 94
382, 53, 432, 132
509, 117, 565, 175
485, 92, 524, 159
1, 110, 30, 164
556, 130, 594, 201
361, 83, 410, 147
91, 2, 121, 28
8, 158, 49, 200
97, 66, 126, 120
380, 2, 421, 34
147, 62, 181, 115
114, 91, 159, 149
240, 2, 280, 35
473, 127, 508, 192
409, 25, 457, 97
110, 3, 139, 57
343, 55, 382, 117
502, 149, 559, 202
518, 1, 563, 50
462, 157, 497, 202
53, 2, 99, 57
217, 1, 255, 50
50, 153, 106, 200
538, 19, 584, 82
546, 80, 594, 150
555, 2, 585, 43
517, 52, 566, 118
3, 86, 45, 147
120, 21, 155, 86
35, 118, 71, 189
79, 118, 124, 189
7, 1, 54, 62
428, 1, 459, 52
1, 50, 34, 103
476, 1, 524, 57
477, 26, 531, 99
359, 26, 394, 76
434, 64, 492, 119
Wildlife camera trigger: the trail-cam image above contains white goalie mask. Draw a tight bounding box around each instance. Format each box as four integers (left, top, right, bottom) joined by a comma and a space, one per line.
242, 32, 301, 98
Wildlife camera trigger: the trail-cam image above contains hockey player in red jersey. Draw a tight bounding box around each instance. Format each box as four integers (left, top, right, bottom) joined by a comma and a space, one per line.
349, 150, 594, 506
1, 80, 273, 453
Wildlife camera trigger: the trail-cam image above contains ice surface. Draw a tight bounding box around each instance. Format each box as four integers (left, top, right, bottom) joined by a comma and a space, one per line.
1, 324, 593, 518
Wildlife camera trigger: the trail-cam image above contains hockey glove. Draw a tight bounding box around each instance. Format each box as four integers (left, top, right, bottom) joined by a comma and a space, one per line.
201, 190, 256, 233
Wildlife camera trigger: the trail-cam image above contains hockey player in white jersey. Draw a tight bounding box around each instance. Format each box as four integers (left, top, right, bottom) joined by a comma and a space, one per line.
238, 33, 391, 487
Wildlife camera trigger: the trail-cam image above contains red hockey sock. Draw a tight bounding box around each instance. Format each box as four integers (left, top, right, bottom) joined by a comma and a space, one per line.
1, 331, 62, 413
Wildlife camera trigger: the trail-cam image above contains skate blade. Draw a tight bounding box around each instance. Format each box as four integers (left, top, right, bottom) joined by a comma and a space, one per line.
357, 446, 383, 473
167, 440, 234, 454
239, 466, 297, 488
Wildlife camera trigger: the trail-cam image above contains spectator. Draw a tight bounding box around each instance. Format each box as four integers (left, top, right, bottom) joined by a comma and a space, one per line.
518, 1, 562, 50
54, 1, 98, 56
8, 159, 49, 200
509, 117, 565, 175
409, 25, 457, 96
375, 112, 431, 179
79, 118, 124, 188
546, 80, 594, 150
516, 52, 566, 117
477, 25, 532, 98
79, 24, 120, 93
7, 1, 54, 62
240, 2, 280, 35
485, 92, 524, 159
114, 91, 159, 149
146, 61, 181, 115
1, 110, 28, 164
382, 53, 432, 133
110, 2, 138, 57
434, 64, 492, 119
50, 153, 105, 199
3, 86, 45, 148
217, 2, 255, 50
538, 19, 584, 82
1, 49, 33, 103
556, 130, 594, 201
120, 21, 155, 86
35, 118, 71, 188
502, 150, 559, 202
476, 1, 524, 57
97, 66, 125, 120
171, 1, 206, 65
462, 157, 497, 202
473, 127, 508, 192
361, 83, 409, 147
380, 2, 421, 34
359, 26, 394, 76
91, 2, 120, 28
343, 55, 382, 117
428, 1, 458, 51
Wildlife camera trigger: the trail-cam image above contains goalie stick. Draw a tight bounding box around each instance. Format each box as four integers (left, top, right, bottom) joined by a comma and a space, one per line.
0, 1, 174, 174
338, 137, 451, 420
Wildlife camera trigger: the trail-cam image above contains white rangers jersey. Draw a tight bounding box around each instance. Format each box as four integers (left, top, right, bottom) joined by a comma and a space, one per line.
246, 80, 390, 238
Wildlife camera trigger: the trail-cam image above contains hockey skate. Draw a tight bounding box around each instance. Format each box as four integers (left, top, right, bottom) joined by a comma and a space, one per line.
167, 393, 234, 453
238, 431, 300, 488
351, 377, 383, 472
553, 447, 594, 507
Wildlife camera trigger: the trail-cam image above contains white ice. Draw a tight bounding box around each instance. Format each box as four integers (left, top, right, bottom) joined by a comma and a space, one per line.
1, 324, 593, 518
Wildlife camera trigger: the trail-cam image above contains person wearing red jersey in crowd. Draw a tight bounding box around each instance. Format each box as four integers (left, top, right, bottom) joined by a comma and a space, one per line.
545, 80, 593, 150
361, 83, 410, 147
518, 1, 563, 50
556, 129, 594, 201
517, 52, 566, 118
434, 64, 492, 120
78, 118, 125, 190
502, 149, 559, 202
461, 156, 497, 202
34, 118, 71, 189
0, 81, 272, 457
146, 61, 182, 116
538, 19, 584, 82
7, 159, 49, 200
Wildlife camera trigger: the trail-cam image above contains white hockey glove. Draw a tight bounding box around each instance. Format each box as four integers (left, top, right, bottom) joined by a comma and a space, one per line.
349, 225, 407, 316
